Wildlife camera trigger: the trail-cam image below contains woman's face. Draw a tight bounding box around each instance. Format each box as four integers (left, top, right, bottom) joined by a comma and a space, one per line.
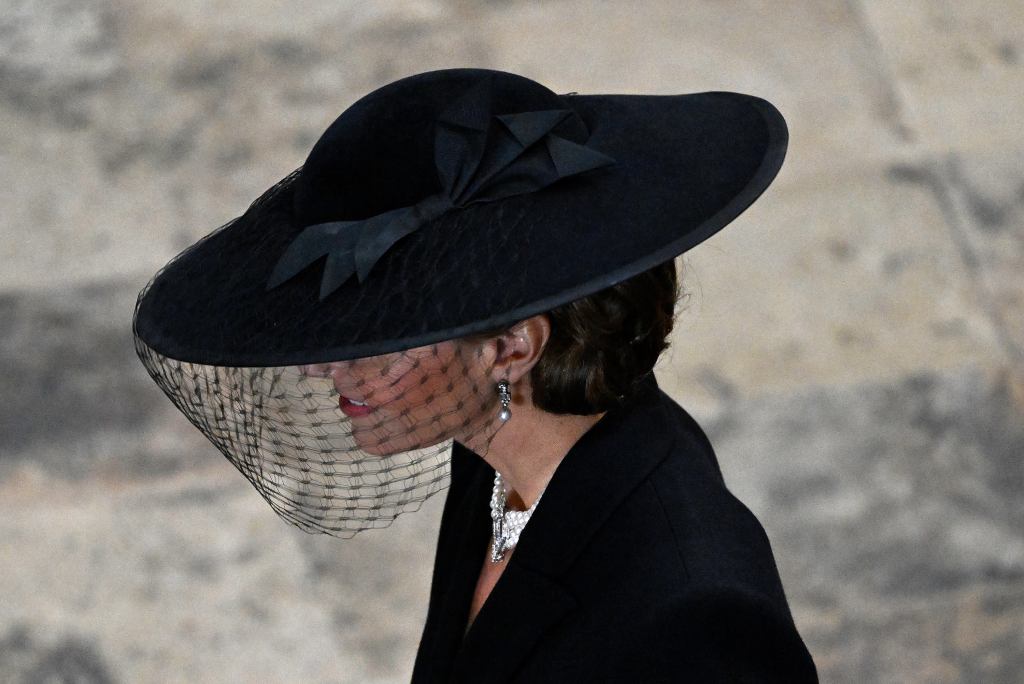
297, 339, 499, 456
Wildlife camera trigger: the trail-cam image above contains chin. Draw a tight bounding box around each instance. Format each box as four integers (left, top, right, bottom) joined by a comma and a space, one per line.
351, 437, 393, 458
351, 432, 420, 458
356, 432, 456, 458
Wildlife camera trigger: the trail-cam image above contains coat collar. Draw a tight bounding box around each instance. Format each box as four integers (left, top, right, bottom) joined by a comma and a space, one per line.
419, 372, 679, 682
504, 372, 675, 578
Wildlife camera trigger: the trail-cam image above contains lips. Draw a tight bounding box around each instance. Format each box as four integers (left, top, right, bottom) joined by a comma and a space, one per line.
339, 395, 374, 417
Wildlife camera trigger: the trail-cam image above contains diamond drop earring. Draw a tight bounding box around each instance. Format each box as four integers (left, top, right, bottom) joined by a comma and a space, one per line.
497, 378, 512, 421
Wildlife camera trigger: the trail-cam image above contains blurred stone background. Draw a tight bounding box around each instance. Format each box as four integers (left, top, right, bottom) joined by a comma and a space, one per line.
1, 0, 1022, 682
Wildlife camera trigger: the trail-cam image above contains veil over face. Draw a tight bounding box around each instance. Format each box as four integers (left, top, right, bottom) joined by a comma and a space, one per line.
298, 339, 507, 457
135, 336, 508, 537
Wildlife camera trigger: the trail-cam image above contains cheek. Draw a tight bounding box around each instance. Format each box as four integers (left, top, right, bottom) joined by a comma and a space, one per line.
333, 352, 427, 405
400, 349, 471, 403
331, 343, 487, 414
382, 350, 475, 417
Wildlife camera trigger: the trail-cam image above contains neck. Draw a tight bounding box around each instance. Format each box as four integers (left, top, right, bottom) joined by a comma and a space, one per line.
481, 400, 606, 510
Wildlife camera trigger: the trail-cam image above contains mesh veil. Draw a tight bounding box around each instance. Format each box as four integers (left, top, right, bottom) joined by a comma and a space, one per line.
134, 336, 505, 537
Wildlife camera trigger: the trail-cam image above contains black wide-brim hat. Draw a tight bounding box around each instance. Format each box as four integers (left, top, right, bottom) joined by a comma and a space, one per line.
134, 68, 787, 366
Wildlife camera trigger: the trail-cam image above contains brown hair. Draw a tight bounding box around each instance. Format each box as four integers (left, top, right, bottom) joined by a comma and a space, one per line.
466, 260, 683, 415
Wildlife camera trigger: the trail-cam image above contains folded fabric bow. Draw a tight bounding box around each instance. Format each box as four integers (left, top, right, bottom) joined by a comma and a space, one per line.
266, 77, 616, 300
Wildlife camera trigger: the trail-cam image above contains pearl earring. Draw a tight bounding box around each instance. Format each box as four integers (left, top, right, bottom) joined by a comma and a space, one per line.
497, 379, 512, 421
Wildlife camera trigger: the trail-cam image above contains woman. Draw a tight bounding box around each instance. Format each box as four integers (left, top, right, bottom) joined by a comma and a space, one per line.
134, 68, 817, 681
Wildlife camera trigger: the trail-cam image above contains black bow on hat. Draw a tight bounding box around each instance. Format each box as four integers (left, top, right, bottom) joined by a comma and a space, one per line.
266, 76, 617, 300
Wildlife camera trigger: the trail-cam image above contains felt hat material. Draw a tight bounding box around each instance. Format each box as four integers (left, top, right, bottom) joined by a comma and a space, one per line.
133, 68, 787, 366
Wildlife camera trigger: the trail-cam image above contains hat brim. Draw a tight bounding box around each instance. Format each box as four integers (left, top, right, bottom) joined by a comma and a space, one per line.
134, 90, 787, 366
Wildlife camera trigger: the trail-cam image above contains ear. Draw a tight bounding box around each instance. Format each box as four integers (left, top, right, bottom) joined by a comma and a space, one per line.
490, 314, 551, 385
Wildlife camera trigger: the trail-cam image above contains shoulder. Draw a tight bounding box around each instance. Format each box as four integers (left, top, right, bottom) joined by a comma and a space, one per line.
581, 461, 818, 679
645, 439, 794, 608
635, 389, 792, 602
573, 388, 814, 645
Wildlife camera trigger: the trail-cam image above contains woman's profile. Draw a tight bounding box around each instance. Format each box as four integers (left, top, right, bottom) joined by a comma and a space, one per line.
134, 67, 817, 681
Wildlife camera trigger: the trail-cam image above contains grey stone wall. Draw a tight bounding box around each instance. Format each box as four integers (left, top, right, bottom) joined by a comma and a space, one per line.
1, 1, 1021, 681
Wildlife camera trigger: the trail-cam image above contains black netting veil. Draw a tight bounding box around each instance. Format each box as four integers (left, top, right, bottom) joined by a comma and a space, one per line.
134, 332, 506, 536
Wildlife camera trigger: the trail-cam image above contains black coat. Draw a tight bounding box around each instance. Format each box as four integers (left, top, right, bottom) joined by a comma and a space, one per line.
411, 373, 818, 683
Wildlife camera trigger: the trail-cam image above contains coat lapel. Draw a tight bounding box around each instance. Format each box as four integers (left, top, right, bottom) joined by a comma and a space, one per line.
453, 563, 578, 683
447, 372, 677, 682
412, 442, 493, 683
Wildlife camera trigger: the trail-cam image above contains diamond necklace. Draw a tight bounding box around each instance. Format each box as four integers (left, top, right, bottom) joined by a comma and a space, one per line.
489, 471, 546, 562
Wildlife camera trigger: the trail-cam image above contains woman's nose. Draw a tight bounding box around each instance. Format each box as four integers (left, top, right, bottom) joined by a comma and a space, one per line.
298, 360, 357, 379
297, 362, 334, 378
